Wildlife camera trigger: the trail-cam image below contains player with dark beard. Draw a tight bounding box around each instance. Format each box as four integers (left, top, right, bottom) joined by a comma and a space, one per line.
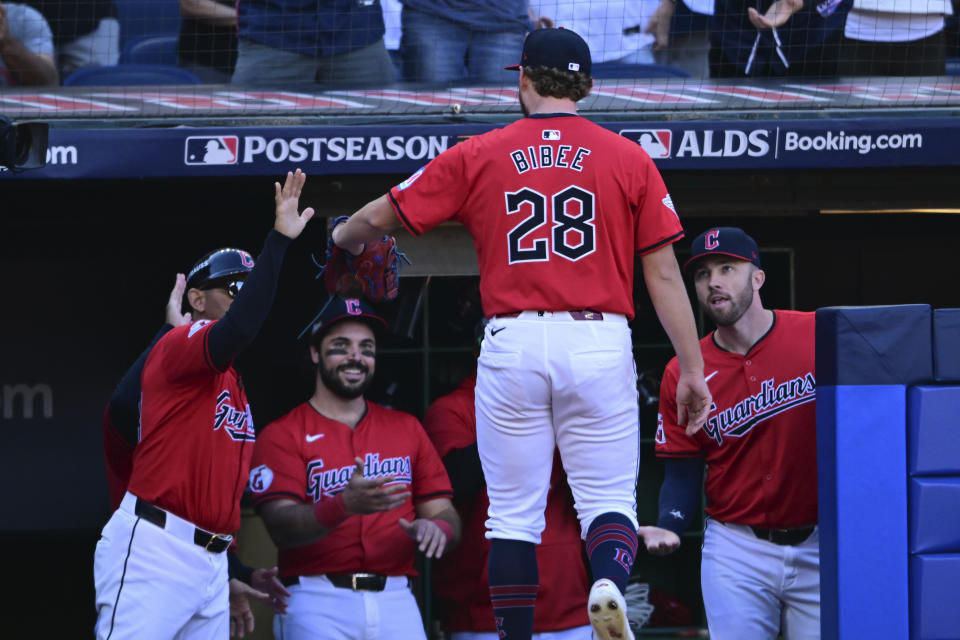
248, 296, 461, 640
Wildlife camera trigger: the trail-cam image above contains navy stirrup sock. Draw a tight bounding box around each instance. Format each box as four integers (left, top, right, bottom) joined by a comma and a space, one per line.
585, 512, 639, 594
488, 538, 538, 639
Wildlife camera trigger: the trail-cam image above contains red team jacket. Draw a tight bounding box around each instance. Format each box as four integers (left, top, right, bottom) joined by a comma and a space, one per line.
127, 319, 256, 534
656, 310, 817, 528
388, 114, 684, 318
249, 401, 453, 578
423, 374, 590, 632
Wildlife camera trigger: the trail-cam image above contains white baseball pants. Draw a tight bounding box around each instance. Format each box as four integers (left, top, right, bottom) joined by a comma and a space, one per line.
273, 574, 427, 640
450, 625, 593, 640
701, 519, 820, 640
476, 312, 641, 543
94, 492, 229, 640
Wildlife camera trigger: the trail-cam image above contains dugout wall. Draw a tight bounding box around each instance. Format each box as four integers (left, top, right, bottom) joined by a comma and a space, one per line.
3, 77, 960, 636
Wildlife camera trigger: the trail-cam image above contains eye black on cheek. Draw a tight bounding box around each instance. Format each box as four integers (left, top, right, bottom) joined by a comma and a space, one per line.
325, 348, 349, 357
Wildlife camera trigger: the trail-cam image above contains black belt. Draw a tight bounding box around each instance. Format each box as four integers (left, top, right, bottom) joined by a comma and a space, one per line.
493, 310, 604, 321
280, 573, 392, 591
750, 525, 815, 546
134, 497, 232, 554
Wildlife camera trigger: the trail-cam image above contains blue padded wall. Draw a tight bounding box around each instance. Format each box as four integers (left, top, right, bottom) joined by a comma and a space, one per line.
817, 386, 909, 640
933, 309, 960, 382
816, 305, 932, 640
910, 478, 960, 554
816, 305, 933, 387
910, 554, 960, 640
908, 386, 960, 476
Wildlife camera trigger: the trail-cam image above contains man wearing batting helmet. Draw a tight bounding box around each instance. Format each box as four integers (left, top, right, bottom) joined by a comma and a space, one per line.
329, 27, 711, 640
101, 268, 292, 638
642, 227, 818, 639
93, 170, 315, 640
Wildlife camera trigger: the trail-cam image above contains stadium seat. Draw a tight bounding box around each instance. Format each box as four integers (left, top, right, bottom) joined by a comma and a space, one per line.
63, 64, 202, 86
590, 62, 691, 79
114, 0, 182, 46
121, 34, 180, 66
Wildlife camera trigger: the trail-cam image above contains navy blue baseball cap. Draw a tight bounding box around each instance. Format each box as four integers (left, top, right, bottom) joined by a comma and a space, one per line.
310, 296, 387, 344
505, 28, 592, 76
684, 227, 762, 273
186, 247, 255, 290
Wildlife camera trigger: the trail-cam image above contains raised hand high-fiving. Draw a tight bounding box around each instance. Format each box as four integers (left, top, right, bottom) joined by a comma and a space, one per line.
273, 169, 315, 239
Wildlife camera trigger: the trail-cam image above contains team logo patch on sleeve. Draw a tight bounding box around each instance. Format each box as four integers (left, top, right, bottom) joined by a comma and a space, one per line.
397, 167, 424, 191
188, 320, 211, 338
655, 413, 667, 445
661, 194, 676, 214
249, 465, 273, 493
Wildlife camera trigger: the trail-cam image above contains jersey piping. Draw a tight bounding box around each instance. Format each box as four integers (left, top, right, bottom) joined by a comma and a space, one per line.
711, 310, 778, 355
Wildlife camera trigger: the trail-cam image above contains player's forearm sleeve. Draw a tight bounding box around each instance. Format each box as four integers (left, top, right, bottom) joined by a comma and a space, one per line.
208, 230, 292, 370
656, 458, 704, 535
442, 444, 485, 501
227, 549, 254, 585
108, 323, 175, 445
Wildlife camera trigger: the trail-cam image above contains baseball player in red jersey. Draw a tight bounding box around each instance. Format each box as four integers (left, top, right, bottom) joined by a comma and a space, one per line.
248, 295, 461, 640
103, 274, 193, 512
101, 270, 293, 637
643, 227, 818, 639
424, 354, 592, 638
330, 28, 711, 640
93, 170, 315, 640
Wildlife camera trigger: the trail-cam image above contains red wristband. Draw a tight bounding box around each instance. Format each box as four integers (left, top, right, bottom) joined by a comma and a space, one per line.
312, 493, 349, 529
433, 518, 454, 540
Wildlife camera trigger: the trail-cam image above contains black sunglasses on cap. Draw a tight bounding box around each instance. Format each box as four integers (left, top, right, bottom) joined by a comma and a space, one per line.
202, 280, 244, 299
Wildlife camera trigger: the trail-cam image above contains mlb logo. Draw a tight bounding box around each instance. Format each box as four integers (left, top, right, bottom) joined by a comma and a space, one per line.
619, 129, 672, 159
185, 135, 239, 165
542, 130, 561, 141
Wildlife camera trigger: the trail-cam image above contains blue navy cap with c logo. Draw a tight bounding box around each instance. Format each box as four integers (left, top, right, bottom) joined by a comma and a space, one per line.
684, 227, 761, 273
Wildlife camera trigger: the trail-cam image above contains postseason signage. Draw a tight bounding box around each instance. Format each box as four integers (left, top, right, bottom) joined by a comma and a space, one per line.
2, 118, 957, 179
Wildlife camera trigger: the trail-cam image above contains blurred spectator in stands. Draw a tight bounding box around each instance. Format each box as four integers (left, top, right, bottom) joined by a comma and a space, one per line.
531, 0, 659, 67
24, 0, 117, 75
0, 2, 58, 85
178, 0, 237, 83
400, 0, 528, 85
710, 0, 852, 78
839, 0, 954, 76
647, 0, 713, 78
382, 0, 402, 78
233, 0, 394, 87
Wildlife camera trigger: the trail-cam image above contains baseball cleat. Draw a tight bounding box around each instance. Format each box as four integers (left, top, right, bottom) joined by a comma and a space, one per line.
588, 579, 635, 640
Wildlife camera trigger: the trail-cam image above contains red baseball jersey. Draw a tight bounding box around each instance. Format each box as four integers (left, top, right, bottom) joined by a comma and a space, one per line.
388, 114, 684, 318
655, 310, 817, 528
249, 401, 453, 578
127, 320, 256, 534
423, 374, 590, 632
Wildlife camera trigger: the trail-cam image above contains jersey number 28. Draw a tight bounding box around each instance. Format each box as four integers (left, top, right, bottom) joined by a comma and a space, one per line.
506, 186, 596, 264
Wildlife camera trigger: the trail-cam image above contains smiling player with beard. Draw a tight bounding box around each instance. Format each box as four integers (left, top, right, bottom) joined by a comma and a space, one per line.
640, 227, 819, 640
248, 296, 461, 640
